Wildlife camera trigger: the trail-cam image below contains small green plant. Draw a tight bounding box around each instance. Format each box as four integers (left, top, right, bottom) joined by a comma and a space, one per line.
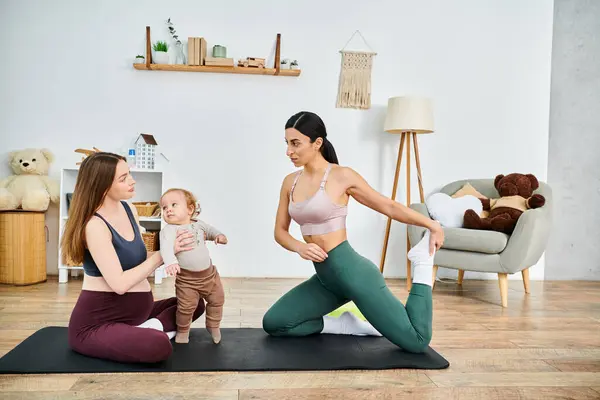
135, 55, 145, 59
153, 41, 168, 52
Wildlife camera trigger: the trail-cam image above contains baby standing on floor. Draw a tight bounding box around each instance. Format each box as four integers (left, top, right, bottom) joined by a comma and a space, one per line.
159, 188, 227, 344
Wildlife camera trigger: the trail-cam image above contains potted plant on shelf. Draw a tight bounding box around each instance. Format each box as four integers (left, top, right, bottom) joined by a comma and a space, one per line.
280, 58, 289, 69
152, 41, 169, 64
134, 55, 145, 64
290, 60, 299, 70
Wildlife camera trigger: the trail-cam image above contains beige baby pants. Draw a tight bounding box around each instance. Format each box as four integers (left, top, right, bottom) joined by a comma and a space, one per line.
174, 264, 224, 340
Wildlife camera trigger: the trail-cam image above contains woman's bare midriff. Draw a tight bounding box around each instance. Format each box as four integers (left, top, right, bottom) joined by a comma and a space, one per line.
81, 275, 151, 293
303, 229, 348, 253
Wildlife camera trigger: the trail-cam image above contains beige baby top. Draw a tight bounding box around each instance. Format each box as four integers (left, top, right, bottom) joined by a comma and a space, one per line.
159, 220, 223, 271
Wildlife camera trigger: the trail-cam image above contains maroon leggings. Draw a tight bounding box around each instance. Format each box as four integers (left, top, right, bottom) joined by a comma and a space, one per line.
68, 290, 205, 363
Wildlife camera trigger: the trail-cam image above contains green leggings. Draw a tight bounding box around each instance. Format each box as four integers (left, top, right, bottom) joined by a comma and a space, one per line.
262, 240, 432, 353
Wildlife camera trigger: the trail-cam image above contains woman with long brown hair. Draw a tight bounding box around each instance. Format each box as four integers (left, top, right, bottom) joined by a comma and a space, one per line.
62, 152, 204, 363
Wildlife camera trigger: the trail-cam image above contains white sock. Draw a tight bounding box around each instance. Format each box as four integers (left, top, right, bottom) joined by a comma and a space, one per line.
408, 230, 435, 287
166, 331, 176, 340
322, 311, 382, 336
136, 317, 164, 331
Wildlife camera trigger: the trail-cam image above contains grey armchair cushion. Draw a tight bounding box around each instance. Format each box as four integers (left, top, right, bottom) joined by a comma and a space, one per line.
407, 179, 553, 275
443, 228, 508, 254
434, 249, 503, 274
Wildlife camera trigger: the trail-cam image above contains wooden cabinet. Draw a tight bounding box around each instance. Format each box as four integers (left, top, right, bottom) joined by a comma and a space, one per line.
0, 211, 47, 285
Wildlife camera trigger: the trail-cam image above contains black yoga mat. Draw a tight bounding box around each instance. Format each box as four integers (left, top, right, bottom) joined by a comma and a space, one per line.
0, 327, 449, 374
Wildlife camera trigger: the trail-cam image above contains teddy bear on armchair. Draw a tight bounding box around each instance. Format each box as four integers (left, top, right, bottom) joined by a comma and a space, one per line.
0, 148, 60, 211
463, 173, 545, 235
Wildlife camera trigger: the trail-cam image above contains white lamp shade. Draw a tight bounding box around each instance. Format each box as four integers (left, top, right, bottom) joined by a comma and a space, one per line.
384, 96, 434, 134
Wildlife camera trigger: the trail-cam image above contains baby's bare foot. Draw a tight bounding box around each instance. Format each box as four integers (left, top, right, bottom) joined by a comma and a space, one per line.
207, 327, 221, 344
175, 331, 189, 344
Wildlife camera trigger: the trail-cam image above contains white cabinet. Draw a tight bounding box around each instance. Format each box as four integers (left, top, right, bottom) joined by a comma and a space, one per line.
57, 167, 166, 284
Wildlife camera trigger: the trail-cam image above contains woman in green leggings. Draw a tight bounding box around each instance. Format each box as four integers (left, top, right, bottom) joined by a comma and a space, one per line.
262, 111, 445, 353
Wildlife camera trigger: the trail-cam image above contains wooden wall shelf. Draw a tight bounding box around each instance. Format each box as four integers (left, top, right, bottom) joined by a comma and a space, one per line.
133, 63, 301, 76
134, 27, 300, 77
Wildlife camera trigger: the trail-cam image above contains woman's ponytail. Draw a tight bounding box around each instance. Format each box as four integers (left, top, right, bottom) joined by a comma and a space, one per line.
320, 137, 339, 164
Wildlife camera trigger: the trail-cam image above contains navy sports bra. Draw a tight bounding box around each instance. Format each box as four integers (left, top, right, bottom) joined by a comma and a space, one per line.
82, 201, 147, 277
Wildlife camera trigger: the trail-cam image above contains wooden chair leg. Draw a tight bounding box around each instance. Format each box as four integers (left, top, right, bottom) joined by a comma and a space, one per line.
458, 269, 465, 285
432, 265, 438, 290
522, 268, 530, 294
498, 273, 508, 308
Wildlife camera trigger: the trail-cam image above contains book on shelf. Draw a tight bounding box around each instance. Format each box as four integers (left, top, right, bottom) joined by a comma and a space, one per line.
187, 37, 207, 66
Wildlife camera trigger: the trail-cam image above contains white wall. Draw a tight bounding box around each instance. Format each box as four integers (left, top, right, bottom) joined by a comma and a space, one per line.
0, 0, 554, 280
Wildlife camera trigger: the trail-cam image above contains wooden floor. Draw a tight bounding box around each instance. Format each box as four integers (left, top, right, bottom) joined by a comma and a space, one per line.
0, 275, 599, 399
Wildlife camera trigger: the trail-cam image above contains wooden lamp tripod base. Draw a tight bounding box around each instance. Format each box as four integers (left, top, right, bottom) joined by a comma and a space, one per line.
379, 131, 426, 291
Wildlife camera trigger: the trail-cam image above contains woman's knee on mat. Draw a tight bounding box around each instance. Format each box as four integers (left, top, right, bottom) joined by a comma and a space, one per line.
262, 307, 293, 335
390, 329, 431, 354
68, 326, 173, 363
411, 323, 432, 351
409, 336, 431, 353
67, 331, 85, 354
134, 330, 173, 363
402, 341, 429, 354
262, 309, 281, 334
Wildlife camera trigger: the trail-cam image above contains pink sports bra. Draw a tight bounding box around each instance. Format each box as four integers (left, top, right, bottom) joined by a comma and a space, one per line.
288, 164, 348, 236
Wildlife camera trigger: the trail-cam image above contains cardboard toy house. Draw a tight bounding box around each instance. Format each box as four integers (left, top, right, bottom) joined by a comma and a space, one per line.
135, 133, 158, 169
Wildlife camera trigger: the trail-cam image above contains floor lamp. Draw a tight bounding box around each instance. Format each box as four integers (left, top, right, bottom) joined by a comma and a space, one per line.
379, 96, 434, 290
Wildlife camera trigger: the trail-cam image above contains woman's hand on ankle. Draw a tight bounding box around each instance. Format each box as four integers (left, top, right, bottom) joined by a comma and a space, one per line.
428, 221, 444, 255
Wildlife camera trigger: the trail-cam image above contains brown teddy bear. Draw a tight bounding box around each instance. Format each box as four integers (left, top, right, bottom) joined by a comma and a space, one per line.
463, 173, 545, 235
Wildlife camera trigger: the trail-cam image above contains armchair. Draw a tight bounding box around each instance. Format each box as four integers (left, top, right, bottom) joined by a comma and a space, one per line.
407, 179, 553, 307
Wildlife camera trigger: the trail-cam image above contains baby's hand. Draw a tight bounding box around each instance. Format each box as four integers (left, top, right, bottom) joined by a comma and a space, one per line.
165, 263, 181, 277
215, 234, 228, 245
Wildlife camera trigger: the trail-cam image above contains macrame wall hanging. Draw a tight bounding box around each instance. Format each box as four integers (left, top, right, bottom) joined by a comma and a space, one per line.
336, 30, 377, 110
